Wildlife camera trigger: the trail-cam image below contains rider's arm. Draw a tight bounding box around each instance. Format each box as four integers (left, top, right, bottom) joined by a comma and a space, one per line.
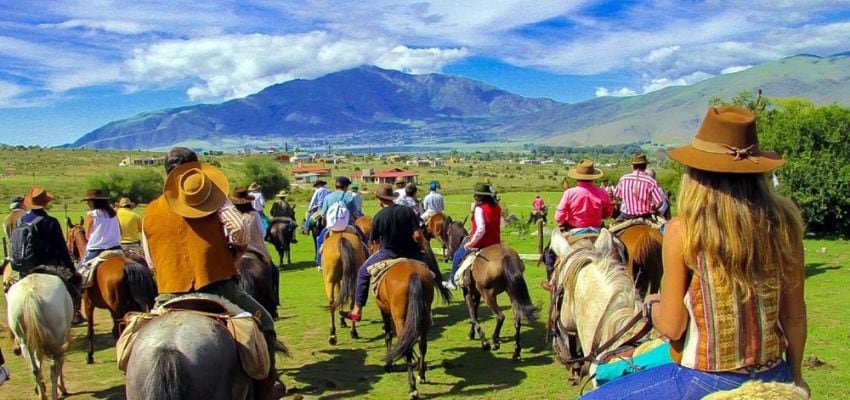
141, 229, 155, 271
780, 240, 808, 391
649, 217, 690, 340
651, 184, 666, 211
553, 190, 570, 224
218, 199, 247, 246
466, 207, 486, 249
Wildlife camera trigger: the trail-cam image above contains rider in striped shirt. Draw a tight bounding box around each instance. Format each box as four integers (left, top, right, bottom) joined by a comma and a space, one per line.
613, 154, 668, 220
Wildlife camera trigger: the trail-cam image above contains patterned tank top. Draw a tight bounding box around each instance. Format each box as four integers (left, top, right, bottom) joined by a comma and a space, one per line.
680, 254, 785, 371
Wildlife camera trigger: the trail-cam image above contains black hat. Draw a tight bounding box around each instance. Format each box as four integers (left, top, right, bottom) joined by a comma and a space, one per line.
313, 180, 327, 187
11, 195, 24, 203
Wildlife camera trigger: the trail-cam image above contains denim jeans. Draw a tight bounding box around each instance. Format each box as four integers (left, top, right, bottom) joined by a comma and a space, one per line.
449, 245, 473, 282
579, 361, 792, 400
81, 245, 122, 264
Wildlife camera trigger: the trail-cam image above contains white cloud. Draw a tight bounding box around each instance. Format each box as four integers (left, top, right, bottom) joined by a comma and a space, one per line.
721, 65, 752, 74
125, 32, 468, 101
41, 19, 152, 35
595, 87, 637, 97
0, 80, 27, 106
642, 71, 713, 93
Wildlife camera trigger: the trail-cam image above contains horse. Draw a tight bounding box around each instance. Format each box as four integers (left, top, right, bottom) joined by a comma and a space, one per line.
422, 212, 451, 261
445, 220, 539, 360
355, 215, 373, 239
322, 231, 367, 345
266, 218, 295, 267
549, 229, 653, 387
376, 259, 451, 400
238, 251, 278, 318
124, 311, 252, 400
615, 224, 663, 297
527, 205, 548, 225
66, 219, 158, 364
7, 273, 73, 400
307, 214, 326, 260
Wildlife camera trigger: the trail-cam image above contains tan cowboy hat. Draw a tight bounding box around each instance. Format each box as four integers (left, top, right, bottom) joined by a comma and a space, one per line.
375, 183, 398, 201
667, 106, 784, 173
24, 187, 54, 210
247, 182, 261, 191
631, 153, 649, 165
81, 188, 109, 201
275, 190, 289, 198
164, 162, 230, 218
472, 183, 495, 197
568, 159, 604, 180
231, 187, 255, 205
117, 197, 136, 208
394, 176, 406, 184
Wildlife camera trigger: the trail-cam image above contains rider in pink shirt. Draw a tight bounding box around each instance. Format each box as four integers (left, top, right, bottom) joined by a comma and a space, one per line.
532, 195, 545, 211
554, 160, 613, 232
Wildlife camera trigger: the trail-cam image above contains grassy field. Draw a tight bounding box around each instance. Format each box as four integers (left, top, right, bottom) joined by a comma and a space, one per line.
0, 150, 847, 399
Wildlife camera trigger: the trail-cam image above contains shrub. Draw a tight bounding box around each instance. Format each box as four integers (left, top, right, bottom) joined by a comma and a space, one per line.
241, 156, 290, 199
85, 168, 164, 204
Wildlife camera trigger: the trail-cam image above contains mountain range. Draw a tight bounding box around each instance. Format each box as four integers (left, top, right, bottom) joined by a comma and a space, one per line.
67, 53, 850, 151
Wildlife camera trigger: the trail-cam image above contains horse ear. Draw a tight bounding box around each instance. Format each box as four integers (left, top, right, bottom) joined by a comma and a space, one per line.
79, 216, 84, 226
595, 228, 614, 254
66, 217, 73, 228
462, 215, 469, 227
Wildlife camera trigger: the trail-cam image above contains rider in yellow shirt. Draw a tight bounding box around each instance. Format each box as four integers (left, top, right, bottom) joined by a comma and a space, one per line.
116, 197, 143, 245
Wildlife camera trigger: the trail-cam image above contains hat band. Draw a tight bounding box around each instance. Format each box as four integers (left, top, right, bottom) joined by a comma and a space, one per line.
180, 171, 213, 206
691, 137, 760, 164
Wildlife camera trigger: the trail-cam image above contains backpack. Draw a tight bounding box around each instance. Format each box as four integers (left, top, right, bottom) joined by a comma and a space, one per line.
326, 197, 350, 232
10, 216, 45, 272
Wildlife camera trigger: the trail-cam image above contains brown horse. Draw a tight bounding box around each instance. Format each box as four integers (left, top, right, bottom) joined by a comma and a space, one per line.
355, 215, 373, 239
376, 259, 450, 400
446, 221, 539, 360
323, 232, 367, 345
266, 218, 296, 266
614, 224, 663, 297
238, 250, 278, 318
422, 212, 451, 261
66, 219, 157, 364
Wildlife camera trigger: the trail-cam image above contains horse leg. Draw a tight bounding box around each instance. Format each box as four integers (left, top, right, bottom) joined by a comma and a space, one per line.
85, 296, 95, 364
406, 352, 418, 400
512, 310, 523, 361
464, 289, 489, 350
326, 281, 337, 346
349, 297, 359, 339
482, 291, 505, 351
418, 326, 428, 384
382, 311, 394, 372
56, 353, 68, 396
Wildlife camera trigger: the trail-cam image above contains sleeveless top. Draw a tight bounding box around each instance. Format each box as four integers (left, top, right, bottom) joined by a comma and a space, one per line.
680, 254, 785, 371
471, 203, 501, 249
86, 209, 121, 251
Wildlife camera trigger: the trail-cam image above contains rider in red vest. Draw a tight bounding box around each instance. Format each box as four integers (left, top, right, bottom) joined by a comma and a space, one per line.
443, 183, 501, 289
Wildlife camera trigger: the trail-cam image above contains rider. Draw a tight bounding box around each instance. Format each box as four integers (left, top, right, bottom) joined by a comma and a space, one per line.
141, 147, 283, 399
613, 154, 668, 221
528, 194, 546, 224
339, 184, 430, 322
116, 197, 143, 253
14, 187, 84, 324
3, 195, 26, 239
554, 159, 613, 234
443, 183, 501, 290
350, 184, 364, 218
420, 182, 444, 223
395, 183, 421, 217
315, 177, 367, 267
233, 187, 279, 317
81, 189, 122, 263
393, 176, 408, 200
269, 190, 297, 244
303, 180, 330, 233
248, 182, 268, 235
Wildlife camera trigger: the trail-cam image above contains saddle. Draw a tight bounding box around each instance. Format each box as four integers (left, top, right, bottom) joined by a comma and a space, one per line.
367, 258, 413, 297
117, 293, 270, 379
453, 244, 501, 287
608, 215, 665, 234
79, 249, 125, 288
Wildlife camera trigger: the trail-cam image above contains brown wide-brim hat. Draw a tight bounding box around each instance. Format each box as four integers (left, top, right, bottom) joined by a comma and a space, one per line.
394, 176, 407, 184
472, 183, 496, 197
164, 162, 230, 218
276, 190, 289, 198
24, 187, 54, 210
667, 106, 785, 173
231, 187, 255, 205
375, 183, 399, 201
568, 159, 604, 180
117, 197, 136, 208
631, 153, 649, 165
248, 182, 261, 191
81, 188, 110, 201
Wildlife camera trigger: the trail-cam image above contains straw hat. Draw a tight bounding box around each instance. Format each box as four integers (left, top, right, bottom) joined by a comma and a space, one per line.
247, 182, 261, 191
375, 184, 398, 201
631, 153, 649, 166
117, 197, 136, 208
472, 183, 495, 197
275, 190, 289, 198
394, 176, 406, 185
567, 159, 604, 180
164, 162, 229, 218
24, 187, 54, 210
81, 189, 109, 201
667, 106, 784, 173
231, 187, 255, 205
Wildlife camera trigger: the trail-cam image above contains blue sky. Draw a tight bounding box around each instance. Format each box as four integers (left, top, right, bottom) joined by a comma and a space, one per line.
1, 1, 849, 146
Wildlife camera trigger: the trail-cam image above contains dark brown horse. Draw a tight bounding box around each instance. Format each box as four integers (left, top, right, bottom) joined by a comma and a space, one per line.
376, 259, 451, 400
308, 215, 326, 260
615, 224, 663, 297
266, 218, 296, 266
423, 212, 451, 261
66, 219, 157, 364
324, 232, 367, 345
238, 250, 278, 318
446, 221, 539, 360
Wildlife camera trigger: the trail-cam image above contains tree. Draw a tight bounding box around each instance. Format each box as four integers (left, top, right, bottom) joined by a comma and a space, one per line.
85, 168, 164, 204
241, 156, 290, 199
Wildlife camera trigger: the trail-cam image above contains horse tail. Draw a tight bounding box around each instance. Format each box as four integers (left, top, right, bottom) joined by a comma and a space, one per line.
142, 346, 187, 400
332, 237, 357, 309
386, 273, 427, 364
422, 248, 452, 304
19, 287, 63, 360
503, 250, 539, 323
238, 259, 257, 299
124, 260, 158, 312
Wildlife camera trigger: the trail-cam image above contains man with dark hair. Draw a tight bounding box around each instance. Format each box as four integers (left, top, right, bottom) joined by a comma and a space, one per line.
164, 146, 199, 174
613, 154, 668, 221
3, 195, 26, 239
303, 180, 330, 233
314, 177, 366, 267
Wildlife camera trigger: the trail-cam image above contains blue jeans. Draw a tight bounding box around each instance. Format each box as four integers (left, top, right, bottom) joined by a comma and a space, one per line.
81, 245, 121, 264
449, 246, 473, 282
579, 361, 792, 400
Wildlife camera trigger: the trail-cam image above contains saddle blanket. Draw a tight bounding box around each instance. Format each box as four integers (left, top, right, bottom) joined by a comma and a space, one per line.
452, 249, 483, 287
116, 293, 270, 380
368, 258, 405, 296
79, 249, 125, 288
608, 216, 665, 234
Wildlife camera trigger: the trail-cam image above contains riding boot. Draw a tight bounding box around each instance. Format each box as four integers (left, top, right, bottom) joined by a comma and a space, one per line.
65, 274, 86, 325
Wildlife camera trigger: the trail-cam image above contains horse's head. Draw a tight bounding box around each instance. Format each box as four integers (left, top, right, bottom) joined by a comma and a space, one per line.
66, 217, 87, 263
445, 221, 468, 256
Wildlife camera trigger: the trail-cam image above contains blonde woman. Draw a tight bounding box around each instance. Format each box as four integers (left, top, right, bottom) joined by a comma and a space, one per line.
582, 106, 808, 399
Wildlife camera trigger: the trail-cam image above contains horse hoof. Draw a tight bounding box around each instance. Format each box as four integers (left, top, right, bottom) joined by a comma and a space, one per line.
351, 331, 359, 339
482, 342, 491, 351
512, 353, 521, 362
493, 342, 501, 351
409, 390, 419, 400
86, 357, 94, 365
328, 336, 337, 346
417, 375, 427, 384
384, 363, 393, 373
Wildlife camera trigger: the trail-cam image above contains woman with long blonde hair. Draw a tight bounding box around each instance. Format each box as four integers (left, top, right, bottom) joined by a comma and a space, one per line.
582, 106, 809, 399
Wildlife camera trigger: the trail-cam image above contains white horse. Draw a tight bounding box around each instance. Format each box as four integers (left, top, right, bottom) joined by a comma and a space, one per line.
551, 229, 649, 387
7, 273, 73, 400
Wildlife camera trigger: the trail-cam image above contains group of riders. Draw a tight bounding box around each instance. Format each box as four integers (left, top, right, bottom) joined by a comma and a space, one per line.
0, 105, 809, 399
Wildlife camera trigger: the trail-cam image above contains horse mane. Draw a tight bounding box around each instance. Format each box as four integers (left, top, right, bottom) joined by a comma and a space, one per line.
446, 221, 468, 255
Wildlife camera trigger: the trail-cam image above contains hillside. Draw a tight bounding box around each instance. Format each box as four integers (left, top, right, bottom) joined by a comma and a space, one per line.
67, 54, 850, 150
